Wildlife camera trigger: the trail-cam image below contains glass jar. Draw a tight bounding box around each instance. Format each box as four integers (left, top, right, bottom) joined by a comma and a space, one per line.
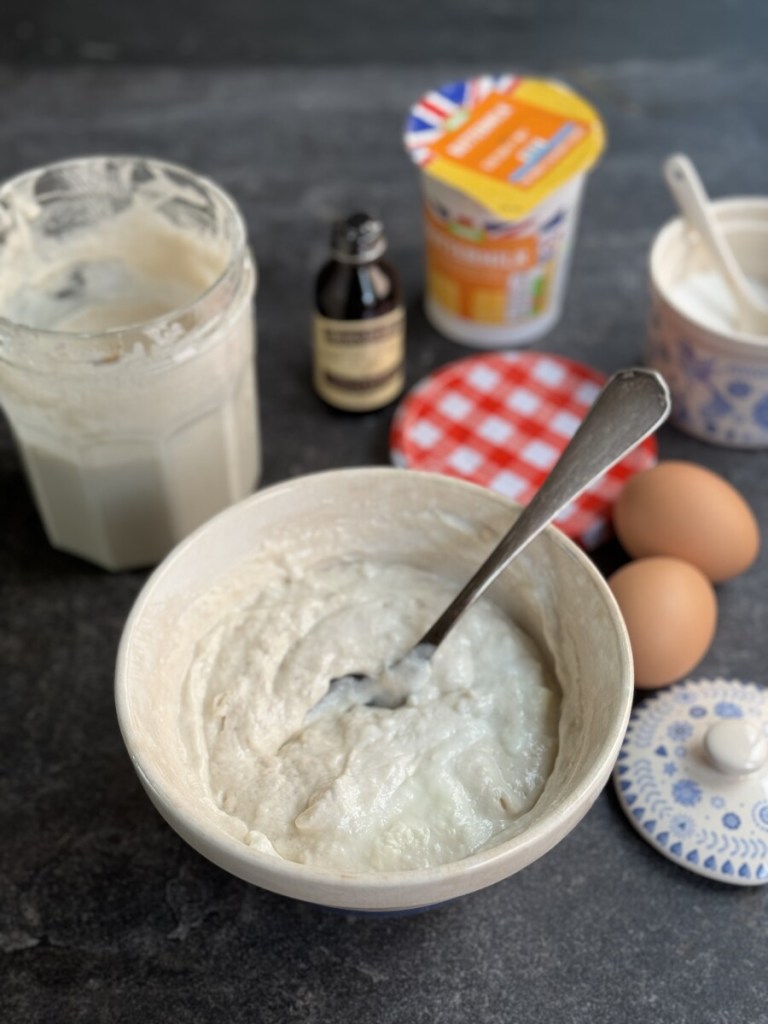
0, 156, 260, 570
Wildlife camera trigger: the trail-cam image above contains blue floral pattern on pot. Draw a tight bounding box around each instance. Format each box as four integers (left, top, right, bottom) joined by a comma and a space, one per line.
645, 296, 768, 449
613, 678, 768, 885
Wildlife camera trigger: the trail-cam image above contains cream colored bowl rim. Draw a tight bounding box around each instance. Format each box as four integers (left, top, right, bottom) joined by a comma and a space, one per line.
115, 466, 633, 906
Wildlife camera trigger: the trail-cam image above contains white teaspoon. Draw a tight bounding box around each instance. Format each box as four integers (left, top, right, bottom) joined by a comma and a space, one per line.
664, 153, 768, 335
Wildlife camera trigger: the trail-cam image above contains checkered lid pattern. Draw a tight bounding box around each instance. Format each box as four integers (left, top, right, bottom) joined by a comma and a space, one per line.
390, 351, 658, 549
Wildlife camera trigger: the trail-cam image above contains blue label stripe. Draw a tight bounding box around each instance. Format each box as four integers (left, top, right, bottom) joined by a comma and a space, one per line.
509, 123, 577, 183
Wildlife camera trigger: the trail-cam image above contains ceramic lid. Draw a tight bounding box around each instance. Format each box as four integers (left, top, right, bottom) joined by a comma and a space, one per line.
614, 678, 768, 885
389, 351, 657, 549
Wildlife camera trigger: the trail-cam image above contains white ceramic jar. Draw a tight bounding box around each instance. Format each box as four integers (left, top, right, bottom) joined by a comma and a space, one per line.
646, 198, 768, 448
0, 156, 260, 569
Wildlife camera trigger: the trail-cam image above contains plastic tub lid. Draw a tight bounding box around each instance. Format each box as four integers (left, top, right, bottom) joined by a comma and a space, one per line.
389, 351, 657, 550
404, 75, 606, 220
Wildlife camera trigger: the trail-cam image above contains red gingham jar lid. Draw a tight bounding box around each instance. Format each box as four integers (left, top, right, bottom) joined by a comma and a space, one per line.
390, 351, 658, 549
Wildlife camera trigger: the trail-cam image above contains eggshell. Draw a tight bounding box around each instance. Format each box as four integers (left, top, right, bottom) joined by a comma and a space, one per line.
613, 460, 759, 583
608, 556, 717, 689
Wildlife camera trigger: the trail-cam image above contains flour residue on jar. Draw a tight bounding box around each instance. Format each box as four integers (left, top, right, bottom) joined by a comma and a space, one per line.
180, 557, 560, 873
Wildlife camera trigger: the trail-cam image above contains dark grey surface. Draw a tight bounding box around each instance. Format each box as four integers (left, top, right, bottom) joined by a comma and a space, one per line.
2, 8, 768, 1022
2, 0, 768, 67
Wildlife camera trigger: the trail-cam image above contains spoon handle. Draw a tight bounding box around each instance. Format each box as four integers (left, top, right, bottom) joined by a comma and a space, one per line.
417, 367, 671, 651
664, 155, 741, 284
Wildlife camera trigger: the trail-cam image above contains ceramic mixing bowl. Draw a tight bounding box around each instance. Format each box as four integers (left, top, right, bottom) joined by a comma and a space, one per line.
115, 467, 633, 912
646, 198, 768, 448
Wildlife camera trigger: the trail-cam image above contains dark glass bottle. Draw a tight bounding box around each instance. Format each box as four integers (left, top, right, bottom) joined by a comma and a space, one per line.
313, 212, 406, 412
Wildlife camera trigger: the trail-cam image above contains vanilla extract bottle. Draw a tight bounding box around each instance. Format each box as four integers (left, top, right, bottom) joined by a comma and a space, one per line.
313, 212, 406, 412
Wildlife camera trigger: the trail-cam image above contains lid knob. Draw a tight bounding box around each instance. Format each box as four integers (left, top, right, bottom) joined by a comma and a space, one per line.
703, 719, 768, 776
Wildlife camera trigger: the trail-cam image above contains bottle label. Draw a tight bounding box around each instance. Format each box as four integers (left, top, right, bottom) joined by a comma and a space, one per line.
313, 307, 406, 411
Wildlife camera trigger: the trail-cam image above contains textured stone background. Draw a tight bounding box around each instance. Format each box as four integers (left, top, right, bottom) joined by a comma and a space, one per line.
1, 3, 767, 1022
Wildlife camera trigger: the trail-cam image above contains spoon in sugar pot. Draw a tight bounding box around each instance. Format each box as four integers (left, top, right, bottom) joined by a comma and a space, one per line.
309, 367, 671, 720
664, 153, 768, 336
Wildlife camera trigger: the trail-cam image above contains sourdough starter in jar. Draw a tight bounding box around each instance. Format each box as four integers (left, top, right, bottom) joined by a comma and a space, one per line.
0, 157, 259, 570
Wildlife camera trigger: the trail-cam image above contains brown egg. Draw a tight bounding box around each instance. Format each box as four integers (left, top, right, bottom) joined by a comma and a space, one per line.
608, 556, 717, 689
613, 460, 759, 583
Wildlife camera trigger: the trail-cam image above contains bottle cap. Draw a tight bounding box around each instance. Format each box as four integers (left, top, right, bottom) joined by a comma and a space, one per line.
330, 213, 387, 263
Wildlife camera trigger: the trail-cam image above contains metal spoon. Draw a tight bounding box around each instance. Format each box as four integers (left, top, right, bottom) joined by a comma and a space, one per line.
311, 367, 671, 718
664, 153, 768, 335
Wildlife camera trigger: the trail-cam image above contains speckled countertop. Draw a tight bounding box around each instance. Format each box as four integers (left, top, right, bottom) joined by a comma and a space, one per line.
1, 3, 767, 1021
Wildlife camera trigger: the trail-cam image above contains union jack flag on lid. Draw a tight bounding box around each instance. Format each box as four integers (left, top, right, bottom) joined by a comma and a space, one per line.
404, 75, 520, 167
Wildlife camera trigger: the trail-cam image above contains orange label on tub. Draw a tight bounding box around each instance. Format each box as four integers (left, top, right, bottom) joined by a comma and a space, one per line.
424, 204, 553, 324
431, 93, 588, 190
